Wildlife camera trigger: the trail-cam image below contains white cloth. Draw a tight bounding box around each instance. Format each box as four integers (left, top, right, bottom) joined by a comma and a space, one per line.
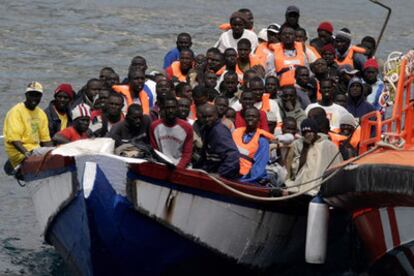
305, 102, 353, 130
215, 29, 258, 53
254, 99, 282, 123
286, 137, 342, 196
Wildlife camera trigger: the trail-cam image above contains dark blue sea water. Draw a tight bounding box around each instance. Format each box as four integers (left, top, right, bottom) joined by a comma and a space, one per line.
0, 0, 413, 274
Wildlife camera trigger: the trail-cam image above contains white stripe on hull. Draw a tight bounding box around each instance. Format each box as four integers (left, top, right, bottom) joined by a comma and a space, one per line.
132, 179, 303, 268
28, 172, 74, 235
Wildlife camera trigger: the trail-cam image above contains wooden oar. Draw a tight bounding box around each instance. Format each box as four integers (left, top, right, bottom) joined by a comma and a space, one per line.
369, 0, 392, 56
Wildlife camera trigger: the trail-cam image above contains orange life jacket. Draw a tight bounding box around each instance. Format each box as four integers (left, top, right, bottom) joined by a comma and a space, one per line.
112, 85, 150, 115
236, 54, 260, 75
329, 126, 361, 148
335, 45, 366, 67
273, 42, 306, 87
170, 61, 188, 82
232, 127, 275, 176
215, 66, 226, 76
255, 42, 271, 67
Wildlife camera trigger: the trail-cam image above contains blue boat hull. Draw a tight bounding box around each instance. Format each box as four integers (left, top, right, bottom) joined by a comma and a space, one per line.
86, 166, 252, 275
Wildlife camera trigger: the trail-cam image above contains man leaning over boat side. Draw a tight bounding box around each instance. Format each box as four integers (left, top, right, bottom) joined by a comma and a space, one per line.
3, 82, 54, 171
196, 103, 240, 179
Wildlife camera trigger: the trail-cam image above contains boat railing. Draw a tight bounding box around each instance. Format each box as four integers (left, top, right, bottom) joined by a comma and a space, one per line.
359, 54, 414, 153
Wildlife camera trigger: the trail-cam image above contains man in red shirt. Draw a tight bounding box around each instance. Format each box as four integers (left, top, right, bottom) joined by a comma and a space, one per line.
235, 90, 269, 131
53, 104, 91, 144
150, 97, 193, 169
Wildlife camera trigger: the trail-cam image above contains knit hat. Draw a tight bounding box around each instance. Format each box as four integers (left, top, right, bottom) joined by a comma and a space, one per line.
72, 104, 91, 120
321, 44, 335, 55
286, 5, 300, 15
300, 118, 319, 134
339, 113, 357, 128
318, 21, 334, 34
26, 81, 43, 94
230, 11, 248, 23
54, 83, 74, 100
363, 58, 379, 70
335, 29, 352, 41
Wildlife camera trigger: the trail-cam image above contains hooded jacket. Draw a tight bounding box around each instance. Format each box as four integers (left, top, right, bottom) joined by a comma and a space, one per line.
346, 77, 376, 118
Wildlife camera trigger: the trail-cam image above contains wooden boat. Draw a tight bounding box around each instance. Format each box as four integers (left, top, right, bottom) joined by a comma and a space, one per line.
20, 140, 316, 275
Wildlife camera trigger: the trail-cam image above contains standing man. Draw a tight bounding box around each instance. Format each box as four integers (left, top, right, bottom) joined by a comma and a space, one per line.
271, 26, 307, 86
215, 11, 258, 53
3, 82, 54, 169
163, 33, 193, 69
150, 97, 193, 169
281, 6, 301, 31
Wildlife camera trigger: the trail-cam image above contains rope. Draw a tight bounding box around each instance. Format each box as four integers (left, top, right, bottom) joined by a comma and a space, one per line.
191, 145, 380, 202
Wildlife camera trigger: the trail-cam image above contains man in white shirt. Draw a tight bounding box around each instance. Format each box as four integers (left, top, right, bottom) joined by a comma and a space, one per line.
305, 78, 353, 130
215, 11, 258, 53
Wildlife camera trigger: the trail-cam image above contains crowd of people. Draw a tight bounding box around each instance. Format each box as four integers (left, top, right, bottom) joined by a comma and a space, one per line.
3, 6, 388, 195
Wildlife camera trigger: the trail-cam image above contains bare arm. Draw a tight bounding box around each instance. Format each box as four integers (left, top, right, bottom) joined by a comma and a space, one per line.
11, 141, 30, 157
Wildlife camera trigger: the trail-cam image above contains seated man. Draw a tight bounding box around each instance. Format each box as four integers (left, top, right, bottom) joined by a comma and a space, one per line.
247, 76, 282, 133
166, 48, 194, 82
90, 92, 125, 137
108, 104, 151, 157
197, 104, 240, 179
177, 97, 194, 125
44, 83, 74, 138
53, 104, 91, 144
235, 90, 269, 131
232, 107, 274, 183
72, 78, 102, 109
285, 118, 342, 195
277, 85, 306, 129
150, 97, 193, 169
214, 95, 235, 132
3, 82, 54, 170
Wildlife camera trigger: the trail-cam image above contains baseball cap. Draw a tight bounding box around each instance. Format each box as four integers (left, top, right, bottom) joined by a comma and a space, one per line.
26, 81, 43, 94
339, 64, 359, 75
286, 5, 300, 15
267, 23, 281, 34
